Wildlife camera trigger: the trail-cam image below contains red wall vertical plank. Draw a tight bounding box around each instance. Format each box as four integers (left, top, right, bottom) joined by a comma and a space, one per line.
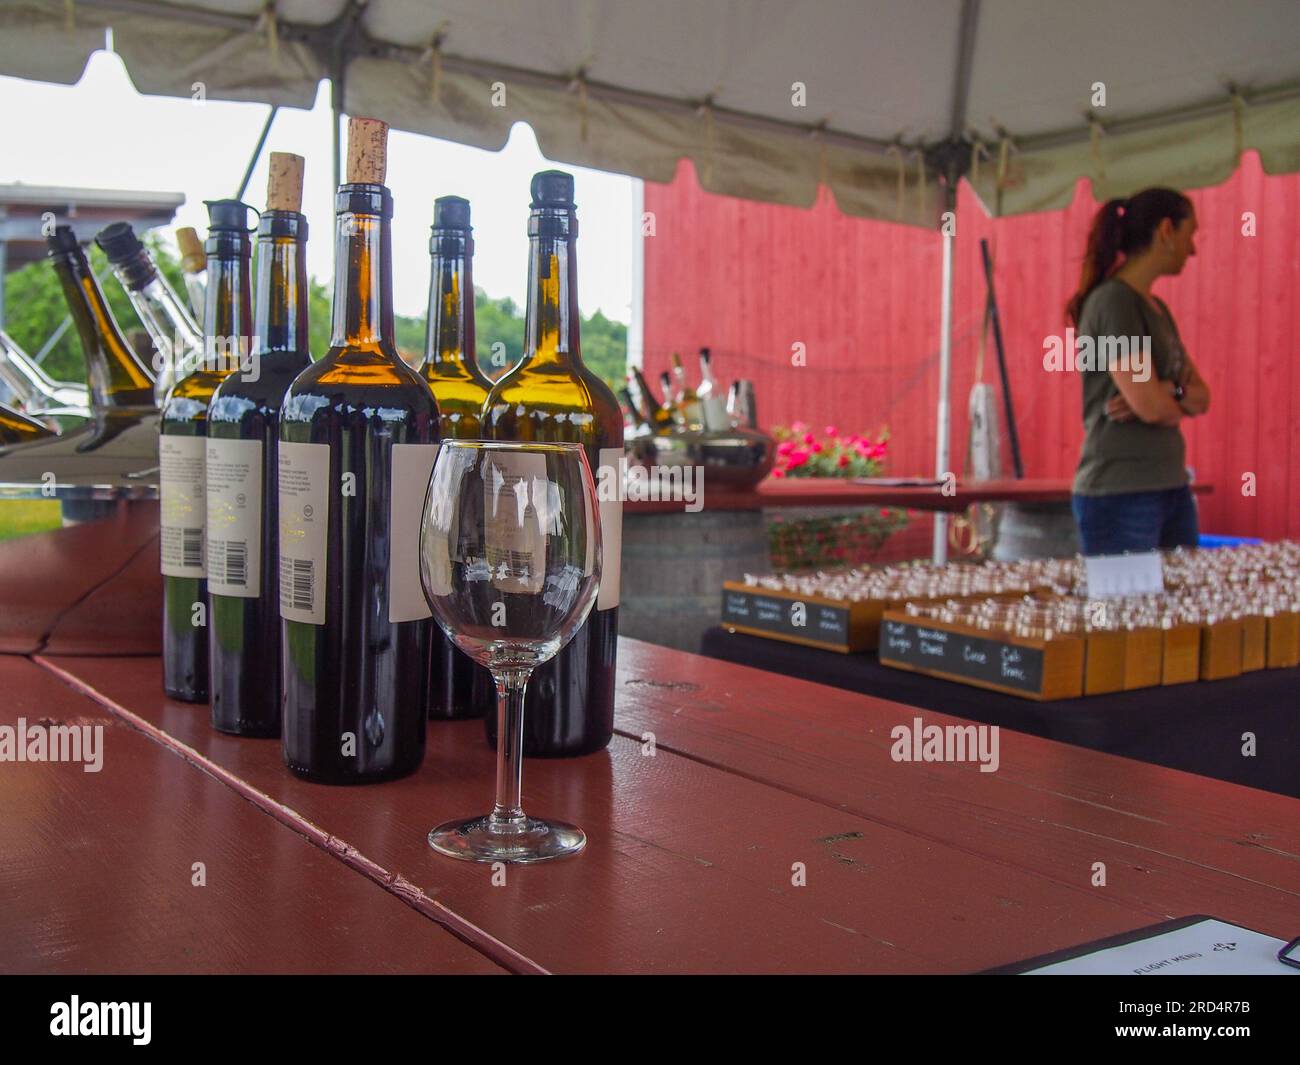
642, 155, 1300, 539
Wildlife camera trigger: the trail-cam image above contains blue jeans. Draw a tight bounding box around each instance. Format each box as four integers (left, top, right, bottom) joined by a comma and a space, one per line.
1071, 486, 1199, 555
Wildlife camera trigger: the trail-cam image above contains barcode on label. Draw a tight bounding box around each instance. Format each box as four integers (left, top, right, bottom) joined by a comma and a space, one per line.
210, 540, 248, 587
285, 557, 314, 611
181, 528, 203, 570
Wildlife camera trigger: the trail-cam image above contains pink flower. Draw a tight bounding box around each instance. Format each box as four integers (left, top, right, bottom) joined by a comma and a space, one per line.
791, 420, 807, 434
788, 449, 810, 468
837, 453, 851, 468
824, 425, 839, 438
880, 507, 891, 517
772, 468, 786, 478
810, 442, 823, 454
802, 432, 815, 445
777, 440, 794, 456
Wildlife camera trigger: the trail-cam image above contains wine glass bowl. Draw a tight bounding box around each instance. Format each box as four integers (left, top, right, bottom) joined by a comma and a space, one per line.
419, 440, 602, 862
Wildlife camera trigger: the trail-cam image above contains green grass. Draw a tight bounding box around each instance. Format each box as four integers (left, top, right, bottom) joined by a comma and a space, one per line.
0, 499, 63, 541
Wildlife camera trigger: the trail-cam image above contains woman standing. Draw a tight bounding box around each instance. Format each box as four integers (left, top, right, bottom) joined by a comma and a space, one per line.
1067, 187, 1211, 555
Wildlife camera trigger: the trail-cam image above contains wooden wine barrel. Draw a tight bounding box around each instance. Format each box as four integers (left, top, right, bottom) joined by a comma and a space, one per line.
991, 501, 1080, 561
619, 509, 771, 653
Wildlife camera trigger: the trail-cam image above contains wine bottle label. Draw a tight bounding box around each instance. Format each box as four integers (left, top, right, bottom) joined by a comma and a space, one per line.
159, 434, 206, 578
278, 441, 329, 625
484, 450, 549, 597
388, 442, 439, 623
597, 447, 623, 610
205, 437, 262, 598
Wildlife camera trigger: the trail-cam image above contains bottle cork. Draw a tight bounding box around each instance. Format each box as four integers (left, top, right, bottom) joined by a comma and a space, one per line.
266, 151, 305, 212
346, 117, 388, 185
176, 227, 205, 274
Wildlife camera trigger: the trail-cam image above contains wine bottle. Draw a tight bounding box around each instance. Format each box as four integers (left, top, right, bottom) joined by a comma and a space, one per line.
279, 118, 437, 784
670, 352, 704, 430
0, 401, 56, 447
206, 154, 312, 737
620, 385, 649, 437
419, 195, 492, 721
630, 367, 673, 433
96, 222, 204, 405
696, 346, 729, 431
659, 370, 681, 427
46, 226, 156, 412
0, 328, 89, 422
159, 199, 250, 703
176, 226, 208, 319
481, 170, 623, 757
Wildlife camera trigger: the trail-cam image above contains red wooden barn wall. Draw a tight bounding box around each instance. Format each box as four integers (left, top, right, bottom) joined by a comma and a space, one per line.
641, 152, 1300, 539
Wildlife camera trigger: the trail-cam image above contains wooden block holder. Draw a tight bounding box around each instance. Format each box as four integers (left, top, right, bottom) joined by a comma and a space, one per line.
1160, 624, 1201, 685
1200, 618, 1244, 680
878, 609, 1084, 701
1240, 613, 1267, 673
1265, 610, 1300, 668
1121, 626, 1163, 690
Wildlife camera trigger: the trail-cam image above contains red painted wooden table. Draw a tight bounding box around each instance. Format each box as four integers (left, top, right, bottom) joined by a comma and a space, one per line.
2, 636, 1295, 974
625, 476, 1212, 514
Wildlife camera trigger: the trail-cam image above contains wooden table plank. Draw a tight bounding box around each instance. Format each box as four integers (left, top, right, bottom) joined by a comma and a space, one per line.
612, 639, 1300, 937
42, 654, 1203, 974
41, 528, 161, 656
0, 501, 159, 654
0, 657, 504, 975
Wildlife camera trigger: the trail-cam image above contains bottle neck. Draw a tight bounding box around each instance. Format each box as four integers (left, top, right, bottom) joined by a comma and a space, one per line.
423, 233, 480, 380
523, 212, 581, 371
253, 214, 310, 360
203, 232, 253, 373
51, 248, 154, 410
331, 189, 396, 357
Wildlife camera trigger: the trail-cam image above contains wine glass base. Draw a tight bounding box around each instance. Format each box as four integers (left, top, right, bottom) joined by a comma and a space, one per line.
428, 815, 586, 863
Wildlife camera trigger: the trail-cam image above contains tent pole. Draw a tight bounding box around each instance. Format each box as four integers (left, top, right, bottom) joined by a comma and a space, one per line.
932, 197, 956, 566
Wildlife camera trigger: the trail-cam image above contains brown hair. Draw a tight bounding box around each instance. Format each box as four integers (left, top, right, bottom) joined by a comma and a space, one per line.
1066, 187, 1192, 325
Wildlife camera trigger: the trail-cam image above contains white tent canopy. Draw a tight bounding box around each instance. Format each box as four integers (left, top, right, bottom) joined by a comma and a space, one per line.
3, 0, 1299, 226
3, 0, 1298, 560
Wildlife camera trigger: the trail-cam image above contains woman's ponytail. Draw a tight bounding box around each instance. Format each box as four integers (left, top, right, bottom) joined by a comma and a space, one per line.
1065, 187, 1192, 326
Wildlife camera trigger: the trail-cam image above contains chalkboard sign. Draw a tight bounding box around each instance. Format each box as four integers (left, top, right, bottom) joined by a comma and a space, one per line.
720, 587, 860, 651
879, 617, 1046, 694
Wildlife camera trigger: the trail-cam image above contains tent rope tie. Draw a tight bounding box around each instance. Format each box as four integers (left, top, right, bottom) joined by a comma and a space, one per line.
255, 3, 279, 60
1088, 114, 1105, 182
569, 71, 590, 143
1230, 87, 1246, 160
969, 139, 989, 188
914, 148, 927, 219
995, 132, 1012, 216
63, 0, 75, 31
697, 98, 717, 186
426, 39, 443, 106
886, 143, 905, 220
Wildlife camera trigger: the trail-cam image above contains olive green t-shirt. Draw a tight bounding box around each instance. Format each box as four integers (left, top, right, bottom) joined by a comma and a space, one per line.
1073, 278, 1189, 496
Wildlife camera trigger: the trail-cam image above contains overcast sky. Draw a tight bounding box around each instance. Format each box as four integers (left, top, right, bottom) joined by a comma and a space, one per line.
1, 47, 638, 322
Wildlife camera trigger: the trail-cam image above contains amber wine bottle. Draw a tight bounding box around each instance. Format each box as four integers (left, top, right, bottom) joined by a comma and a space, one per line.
482, 170, 624, 757
420, 195, 492, 721
0, 402, 56, 447
45, 226, 156, 412
279, 118, 438, 784
206, 154, 312, 737
159, 200, 250, 703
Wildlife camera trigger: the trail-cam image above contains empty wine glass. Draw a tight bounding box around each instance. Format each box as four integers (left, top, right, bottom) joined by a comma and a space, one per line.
419, 440, 601, 863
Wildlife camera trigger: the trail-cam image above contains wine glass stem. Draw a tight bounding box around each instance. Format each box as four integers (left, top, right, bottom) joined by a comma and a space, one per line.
490, 668, 530, 831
